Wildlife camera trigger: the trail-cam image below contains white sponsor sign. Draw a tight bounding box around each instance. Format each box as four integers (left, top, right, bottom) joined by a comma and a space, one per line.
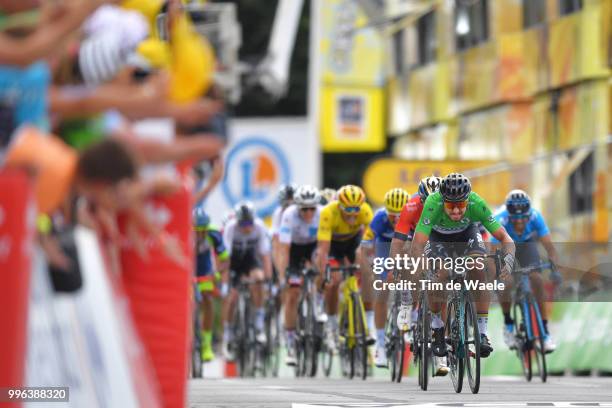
205, 117, 320, 224
26, 228, 160, 408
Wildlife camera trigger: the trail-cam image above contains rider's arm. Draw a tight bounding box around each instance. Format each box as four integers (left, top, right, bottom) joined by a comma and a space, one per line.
540, 234, 560, 266
390, 201, 417, 265
316, 205, 333, 272
271, 208, 283, 272
210, 229, 229, 273
257, 221, 273, 279
533, 210, 559, 266
277, 209, 294, 281
317, 240, 331, 274
193, 157, 224, 206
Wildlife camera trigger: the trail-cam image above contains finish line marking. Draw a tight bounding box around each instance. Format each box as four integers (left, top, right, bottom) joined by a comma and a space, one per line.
292, 403, 612, 408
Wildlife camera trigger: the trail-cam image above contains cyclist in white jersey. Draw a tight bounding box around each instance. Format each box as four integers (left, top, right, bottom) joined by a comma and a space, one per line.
272, 184, 297, 272
222, 202, 273, 360
276, 186, 321, 366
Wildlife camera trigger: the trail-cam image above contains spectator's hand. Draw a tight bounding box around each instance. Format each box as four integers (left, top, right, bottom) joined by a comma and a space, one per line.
148, 175, 181, 196
209, 156, 224, 184
40, 234, 73, 272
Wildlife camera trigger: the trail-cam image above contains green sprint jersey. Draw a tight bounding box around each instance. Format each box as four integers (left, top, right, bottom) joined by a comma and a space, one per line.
415, 191, 501, 236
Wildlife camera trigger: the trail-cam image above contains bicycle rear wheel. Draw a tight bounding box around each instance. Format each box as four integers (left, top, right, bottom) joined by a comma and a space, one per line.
446, 299, 464, 393
464, 298, 480, 394
512, 301, 532, 381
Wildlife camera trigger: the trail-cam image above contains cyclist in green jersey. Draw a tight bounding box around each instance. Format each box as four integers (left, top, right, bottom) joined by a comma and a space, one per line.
404, 173, 516, 358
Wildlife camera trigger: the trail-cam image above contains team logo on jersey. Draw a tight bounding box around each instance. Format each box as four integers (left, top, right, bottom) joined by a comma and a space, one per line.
423, 218, 431, 225
222, 138, 291, 218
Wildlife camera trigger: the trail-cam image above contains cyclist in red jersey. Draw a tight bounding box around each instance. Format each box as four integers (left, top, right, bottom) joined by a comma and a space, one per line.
393, 194, 424, 242
388, 176, 446, 375
389, 176, 441, 326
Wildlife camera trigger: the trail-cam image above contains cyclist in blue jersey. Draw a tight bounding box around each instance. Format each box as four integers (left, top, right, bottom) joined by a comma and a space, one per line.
362, 188, 410, 368
492, 190, 560, 353
193, 207, 229, 361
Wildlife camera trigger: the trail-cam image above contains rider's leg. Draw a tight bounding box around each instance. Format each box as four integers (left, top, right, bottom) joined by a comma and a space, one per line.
357, 248, 376, 342
465, 225, 493, 356
249, 267, 266, 334
200, 288, 215, 360
222, 288, 238, 359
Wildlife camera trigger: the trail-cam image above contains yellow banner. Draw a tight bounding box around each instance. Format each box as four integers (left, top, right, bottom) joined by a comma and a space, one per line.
318, 0, 386, 152
320, 86, 385, 152
319, 0, 385, 86
362, 159, 495, 206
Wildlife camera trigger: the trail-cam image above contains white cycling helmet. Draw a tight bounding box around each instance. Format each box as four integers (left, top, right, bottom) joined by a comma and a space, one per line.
294, 185, 320, 207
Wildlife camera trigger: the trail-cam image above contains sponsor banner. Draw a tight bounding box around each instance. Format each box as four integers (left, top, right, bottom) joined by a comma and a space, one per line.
317, 0, 386, 152
320, 86, 385, 152
362, 159, 494, 206
120, 180, 193, 408
0, 170, 34, 403
205, 118, 319, 223
319, 0, 385, 87
25, 229, 161, 407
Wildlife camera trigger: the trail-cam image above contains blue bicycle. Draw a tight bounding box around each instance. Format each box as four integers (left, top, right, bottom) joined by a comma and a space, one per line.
510, 261, 556, 383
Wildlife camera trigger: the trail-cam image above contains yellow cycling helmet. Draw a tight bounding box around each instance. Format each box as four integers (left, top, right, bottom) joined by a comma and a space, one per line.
384, 188, 409, 213
337, 185, 366, 208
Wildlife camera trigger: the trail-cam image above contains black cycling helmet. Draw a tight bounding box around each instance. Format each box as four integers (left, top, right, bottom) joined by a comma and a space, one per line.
234, 201, 255, 225
417, 176, 442, 202
440, 173, 472, 202
278, 184, 297, 205
505, 189, 531, 216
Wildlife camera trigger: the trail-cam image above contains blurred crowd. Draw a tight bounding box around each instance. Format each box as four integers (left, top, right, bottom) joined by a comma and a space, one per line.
0, 0, 226, 283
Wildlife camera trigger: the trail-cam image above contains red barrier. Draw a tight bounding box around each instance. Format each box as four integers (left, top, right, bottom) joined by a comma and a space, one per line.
120, 181, 193, 408
0, 170, 34, 408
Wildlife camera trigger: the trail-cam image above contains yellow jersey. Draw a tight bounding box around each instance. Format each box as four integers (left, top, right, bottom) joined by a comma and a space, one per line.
317, 201, 374, 242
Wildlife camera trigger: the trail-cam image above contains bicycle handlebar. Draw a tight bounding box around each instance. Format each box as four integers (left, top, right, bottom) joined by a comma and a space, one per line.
322, 264, 360, 288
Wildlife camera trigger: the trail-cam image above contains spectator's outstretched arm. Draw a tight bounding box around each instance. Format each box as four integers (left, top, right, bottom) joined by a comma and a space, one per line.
50, 81, 223, 125
122, 134, 224, 165
193, 157, 224, 205
0, 0, 111, 66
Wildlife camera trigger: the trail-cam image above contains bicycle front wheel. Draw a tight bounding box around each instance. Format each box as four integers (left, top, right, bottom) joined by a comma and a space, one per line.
305, 294, 319, 377
528, 296, 547, 383
418, 299, 431, 391
353, 293, 369, 380
464, 297, 480, 394
512, 301, 532, 381
446, 299, 464, 393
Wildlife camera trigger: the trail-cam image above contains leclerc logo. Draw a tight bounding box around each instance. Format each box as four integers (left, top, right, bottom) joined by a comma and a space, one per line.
222, 138, 291, 218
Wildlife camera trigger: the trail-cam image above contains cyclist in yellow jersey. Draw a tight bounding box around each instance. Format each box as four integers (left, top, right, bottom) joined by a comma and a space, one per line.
315, 185, 373, 352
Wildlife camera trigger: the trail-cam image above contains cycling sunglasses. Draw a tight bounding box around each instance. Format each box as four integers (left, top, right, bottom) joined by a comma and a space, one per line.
444, 200, 468, 210
339, 204, 361, 214
238, 220, 254, 227
509, 213, 530, 220
300, 207, 316, 213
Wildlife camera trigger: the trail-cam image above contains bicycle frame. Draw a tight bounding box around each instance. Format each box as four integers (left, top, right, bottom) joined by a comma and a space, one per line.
513, 264, 550, 344
338, 271, 368, 349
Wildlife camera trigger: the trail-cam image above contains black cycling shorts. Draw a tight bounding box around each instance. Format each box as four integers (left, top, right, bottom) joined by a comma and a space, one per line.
329, 232, 362, 264
286, 242, 317, 285
424, 223, 487, 260
229, 250, 261, 287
